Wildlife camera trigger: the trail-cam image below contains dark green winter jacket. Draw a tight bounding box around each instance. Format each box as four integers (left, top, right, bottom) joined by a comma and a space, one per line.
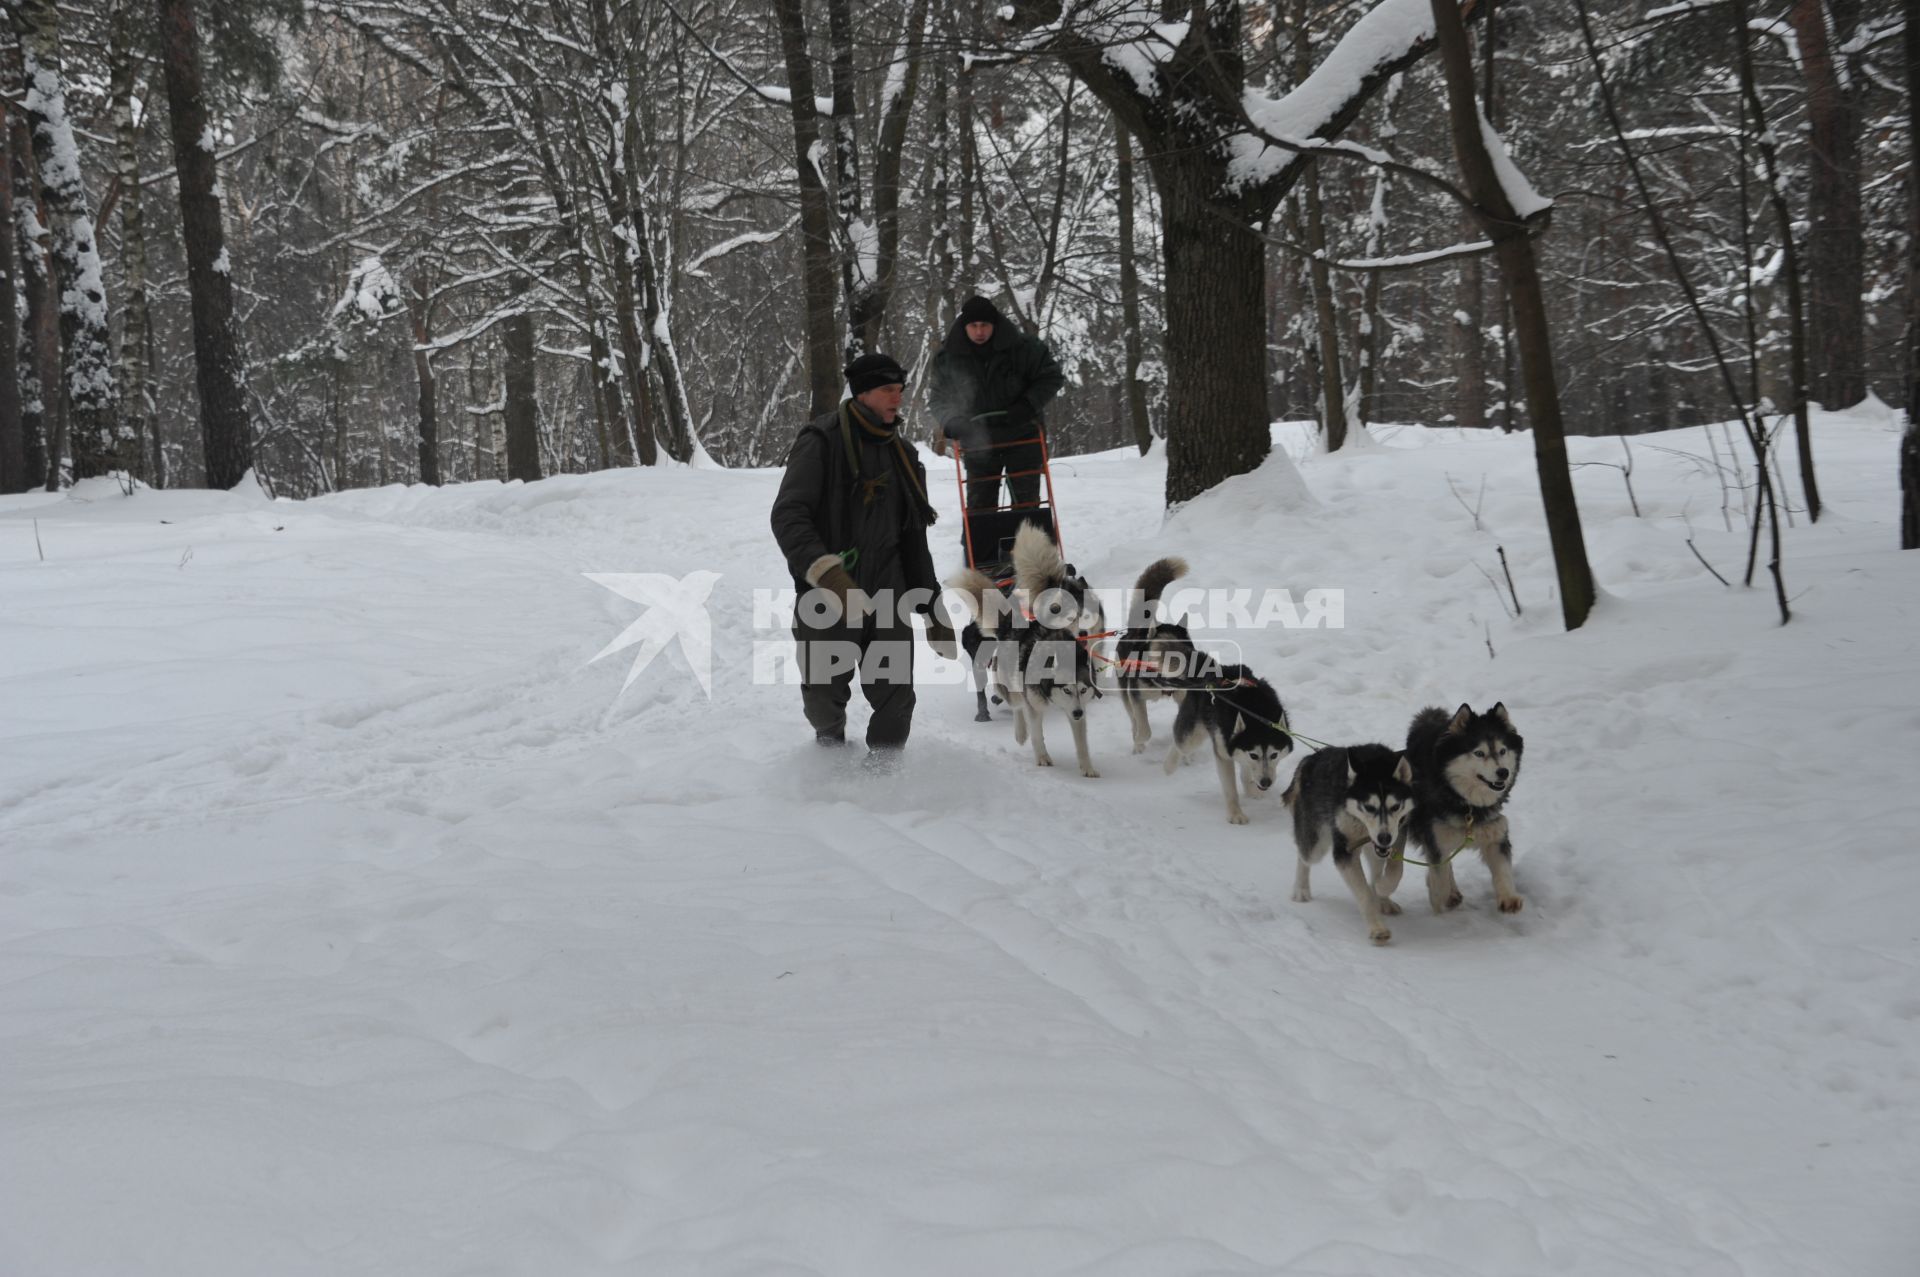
770, 403, 940, 615
926, 304, 1066, 450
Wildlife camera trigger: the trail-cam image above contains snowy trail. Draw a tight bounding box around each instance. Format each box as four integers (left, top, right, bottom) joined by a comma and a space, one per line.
2, 415, 1915, 1274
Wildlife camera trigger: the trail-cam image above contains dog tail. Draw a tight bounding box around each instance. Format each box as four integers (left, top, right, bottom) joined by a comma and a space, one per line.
945, 567, 1002, 634
1011, 521, 1064, 598
1131, 556, 1188, 633
1134, 556, 1188, 606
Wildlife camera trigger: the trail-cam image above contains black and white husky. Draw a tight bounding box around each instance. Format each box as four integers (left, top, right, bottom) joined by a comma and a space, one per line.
949, 523, 1106, 777
1284, 745, 1416, 945
1161, 666, 1293, 824
1405, 703, 1526, 914
1116, 556, 1198, 755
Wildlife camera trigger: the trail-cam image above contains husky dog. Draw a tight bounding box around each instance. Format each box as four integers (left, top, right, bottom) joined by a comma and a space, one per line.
1284, 745, 1416, 944
1115, 556, 1199, 754
949, 523, 1106, 777
1405, 702, 1525, 914
1162, 666, 1293, 824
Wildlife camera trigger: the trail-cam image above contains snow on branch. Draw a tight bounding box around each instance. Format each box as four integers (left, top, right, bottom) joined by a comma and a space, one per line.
1232, 0, 1437, 192
685, 220, 798, 277
1477, 107, 1552, 219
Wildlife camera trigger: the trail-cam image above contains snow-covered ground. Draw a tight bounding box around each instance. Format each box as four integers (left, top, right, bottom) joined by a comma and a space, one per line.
2, 408, 1915, 1275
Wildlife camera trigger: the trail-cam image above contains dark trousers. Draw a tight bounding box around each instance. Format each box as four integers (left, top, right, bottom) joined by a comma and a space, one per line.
963, 437, 1043, 515
794, 610, 917, 749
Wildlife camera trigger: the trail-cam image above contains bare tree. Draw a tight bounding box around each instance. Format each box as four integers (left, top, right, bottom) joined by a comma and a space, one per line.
1115, 113, 1152, 455
771, 0, 842, 417
7, 0, 118, 480
1431, 0, 1595, 629
1902, 5, 1919, 549
0, 73, 19, 493
1003, 0, 1452, 503
155, 0, 254, 488
1788, 0, 1865, 410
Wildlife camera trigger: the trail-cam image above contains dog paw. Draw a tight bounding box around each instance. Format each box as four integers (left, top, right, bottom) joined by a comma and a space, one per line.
1130, 742, 1145, 755
1445, 890, 1463, 910
1081, 766, 1101, 779
1498, 894, 1524, 913
1369, 925, 1392, 945
1290, 887, 1311, 903
1377, 897, 1402, 916
1227, 807, 1249, 826
1034, 753, 1054, 768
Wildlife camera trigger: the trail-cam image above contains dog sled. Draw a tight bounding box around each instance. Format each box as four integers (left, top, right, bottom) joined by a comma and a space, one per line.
942, 428, 1065, 576
941, 427, 1071, 721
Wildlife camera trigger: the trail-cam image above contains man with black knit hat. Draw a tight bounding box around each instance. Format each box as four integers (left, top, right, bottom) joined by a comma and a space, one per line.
927, 295, 1066, 518
771, 351, 959, 758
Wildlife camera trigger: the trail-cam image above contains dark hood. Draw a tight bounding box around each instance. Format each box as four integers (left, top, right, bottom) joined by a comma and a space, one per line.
943, 299, 1017, 356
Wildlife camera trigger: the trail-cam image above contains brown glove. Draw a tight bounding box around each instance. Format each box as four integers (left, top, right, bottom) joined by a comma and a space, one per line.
923, 610, 959, 660
930, 426, 950, 456
816, 563, 858, 616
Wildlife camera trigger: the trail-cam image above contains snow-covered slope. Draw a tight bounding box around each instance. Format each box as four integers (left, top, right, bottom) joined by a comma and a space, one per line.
2, 410, 1914, 1275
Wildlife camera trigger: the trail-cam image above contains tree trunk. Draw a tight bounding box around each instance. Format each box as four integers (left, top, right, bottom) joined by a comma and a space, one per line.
9, 0, 117, 480
1902, 6, 1919, 549
1355, 79, 1398, 429
862, 0, 929, 356
0, 80, 19, 494
826, 0, 864, 360
771, 0, 842, 417
155, 0, 254, 489
110, 26, 152, 486
1788, 0, 1865, 410
1116, 116, 1152, 455
1302, 166, 1347, 451
1453, 215, 1486, 428
1733, 0, 1821, 521
7, 107, 44, 490
608, 85, 661, 467
956, 3, 977, 291
409, 297, 439, 485
501, 308, 542, 484
1160, 161, 1272, 504
1431, 0, 1594, 630
628, 198, 696, 461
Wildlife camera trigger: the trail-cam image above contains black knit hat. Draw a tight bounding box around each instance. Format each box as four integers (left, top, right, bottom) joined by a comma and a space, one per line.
958, 295, 1002, 326
844, 351, 908, 396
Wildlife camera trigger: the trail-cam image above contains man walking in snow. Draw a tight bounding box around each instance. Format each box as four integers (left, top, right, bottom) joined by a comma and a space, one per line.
772, 352, 959, 758
927, 295, 1066, 517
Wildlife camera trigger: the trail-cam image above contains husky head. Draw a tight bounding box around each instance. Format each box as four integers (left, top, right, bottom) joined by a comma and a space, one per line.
1344, 751, 1416, 857
1437, 702, 1524, 807
1227, 698, 1294, 794
1027, 574, 1104, 639
1026, 636, 1102, 721
1044, 677, 1102, 722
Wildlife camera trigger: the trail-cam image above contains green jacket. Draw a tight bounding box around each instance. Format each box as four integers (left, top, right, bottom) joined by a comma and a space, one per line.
927, 310, 1065, 449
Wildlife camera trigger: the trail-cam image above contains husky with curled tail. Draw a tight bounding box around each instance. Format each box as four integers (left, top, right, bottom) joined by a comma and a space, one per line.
1405, 703, 1526, 914
948, 523, 1105, 777
1115, 556, 1198, 754
1284, 745, 1416, 945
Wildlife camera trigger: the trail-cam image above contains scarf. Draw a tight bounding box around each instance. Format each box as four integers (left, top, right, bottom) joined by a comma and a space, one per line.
841, 401, 937, 526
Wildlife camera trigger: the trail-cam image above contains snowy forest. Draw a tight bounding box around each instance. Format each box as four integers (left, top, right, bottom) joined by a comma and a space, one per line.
1, 0, 1913, 528
8, 3, 1920, 1269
